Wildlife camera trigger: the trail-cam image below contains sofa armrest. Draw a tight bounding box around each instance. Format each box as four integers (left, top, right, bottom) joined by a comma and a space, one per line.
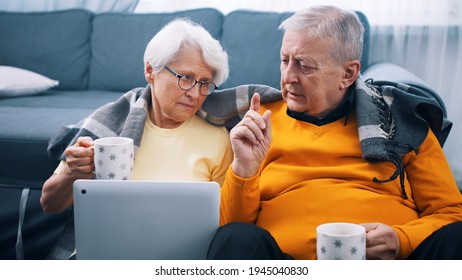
362, 62, 447, 117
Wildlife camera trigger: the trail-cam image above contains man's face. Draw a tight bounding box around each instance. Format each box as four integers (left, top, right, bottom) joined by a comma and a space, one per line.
280, 30, 348, 118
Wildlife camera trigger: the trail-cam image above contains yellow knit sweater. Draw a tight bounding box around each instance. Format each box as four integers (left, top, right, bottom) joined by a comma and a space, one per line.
221, 100, 462, 259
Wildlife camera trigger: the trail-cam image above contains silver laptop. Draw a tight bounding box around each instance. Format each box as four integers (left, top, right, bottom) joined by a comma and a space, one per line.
73, 179, 220, 260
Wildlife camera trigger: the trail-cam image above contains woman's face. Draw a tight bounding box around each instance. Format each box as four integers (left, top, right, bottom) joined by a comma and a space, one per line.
146, 48, 214, 128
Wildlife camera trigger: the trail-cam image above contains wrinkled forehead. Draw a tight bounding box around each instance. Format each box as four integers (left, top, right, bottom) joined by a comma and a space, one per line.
281, 30, 335, 57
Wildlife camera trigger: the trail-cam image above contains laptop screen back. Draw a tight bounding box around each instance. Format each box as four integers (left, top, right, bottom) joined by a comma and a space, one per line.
73, 179, 220, 260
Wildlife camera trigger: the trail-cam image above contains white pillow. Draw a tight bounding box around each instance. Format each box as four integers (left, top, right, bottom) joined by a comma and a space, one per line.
0, 66, 59, 97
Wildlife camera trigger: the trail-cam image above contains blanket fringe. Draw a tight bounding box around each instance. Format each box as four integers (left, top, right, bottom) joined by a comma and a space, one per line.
372, 150, 408, 199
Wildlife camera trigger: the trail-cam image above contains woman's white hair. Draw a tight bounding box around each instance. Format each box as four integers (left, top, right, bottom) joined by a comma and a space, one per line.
143, 18, 229, 86
279, 5, 364, 64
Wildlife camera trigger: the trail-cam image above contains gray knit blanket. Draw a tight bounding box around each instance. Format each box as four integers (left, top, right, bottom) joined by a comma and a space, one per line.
48, 77, 452, 198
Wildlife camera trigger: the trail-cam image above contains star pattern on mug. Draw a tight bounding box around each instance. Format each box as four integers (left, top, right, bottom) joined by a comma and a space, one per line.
95, 139, 133, 180
318, 224, 365, 260
350, 246, 358, 255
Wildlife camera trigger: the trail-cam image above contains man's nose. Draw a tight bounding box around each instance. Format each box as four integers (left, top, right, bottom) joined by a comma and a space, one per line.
282, 62, 299, 84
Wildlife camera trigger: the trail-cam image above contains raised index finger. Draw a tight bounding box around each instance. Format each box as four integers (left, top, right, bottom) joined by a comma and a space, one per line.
250, 92, 261, 113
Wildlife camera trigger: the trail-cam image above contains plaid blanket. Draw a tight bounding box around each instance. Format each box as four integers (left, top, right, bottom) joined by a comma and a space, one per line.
48, 77, 452, 198
355, 77, 451, 198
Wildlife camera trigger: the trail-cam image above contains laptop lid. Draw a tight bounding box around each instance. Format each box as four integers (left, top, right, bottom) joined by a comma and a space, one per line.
73, 179, 220, 260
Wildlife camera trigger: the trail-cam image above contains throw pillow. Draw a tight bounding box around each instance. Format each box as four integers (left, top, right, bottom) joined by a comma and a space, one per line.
0, 66, 59, 97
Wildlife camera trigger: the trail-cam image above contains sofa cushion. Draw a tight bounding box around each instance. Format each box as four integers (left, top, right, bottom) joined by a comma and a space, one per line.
0, 106, 97, 187
219, 10, 370, 90
0, 90, 124, 187
89, 8, 224, 92
0, 9, 92, 90
355, 11, 370, 69
0, 66, 59, 97
219, 10, 292, 90
0, 90, 124, 108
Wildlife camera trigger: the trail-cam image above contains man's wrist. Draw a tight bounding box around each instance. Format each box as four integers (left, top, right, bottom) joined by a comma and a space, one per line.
231, 161, 259, 178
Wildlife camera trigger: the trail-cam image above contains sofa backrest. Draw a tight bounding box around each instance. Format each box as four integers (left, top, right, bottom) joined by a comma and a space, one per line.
0, 8, 370, 92
88, 8, 224, 92
219, 10, 370, 90
0, 9, 92, 90
219, 10, 292, 89
90, 8, 369, 91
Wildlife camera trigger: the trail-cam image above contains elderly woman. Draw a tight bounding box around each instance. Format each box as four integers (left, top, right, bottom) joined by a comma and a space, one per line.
41, 19, 232, 214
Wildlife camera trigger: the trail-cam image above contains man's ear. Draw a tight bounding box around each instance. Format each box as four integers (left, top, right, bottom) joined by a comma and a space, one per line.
144, 62, 155, 83
340, 60, 360, 90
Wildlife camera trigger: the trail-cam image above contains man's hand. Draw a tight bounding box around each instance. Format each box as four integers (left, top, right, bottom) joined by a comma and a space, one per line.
362, 222, 400, 259
230, 93, 272, 178
64, 136, 95, 179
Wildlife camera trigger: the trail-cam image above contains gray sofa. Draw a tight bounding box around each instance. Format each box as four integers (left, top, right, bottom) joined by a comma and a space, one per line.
0, 8, 435, 259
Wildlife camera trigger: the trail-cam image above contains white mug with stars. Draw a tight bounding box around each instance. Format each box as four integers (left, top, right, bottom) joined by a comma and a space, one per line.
316, 222, 366, 260
93, 137, 134, 180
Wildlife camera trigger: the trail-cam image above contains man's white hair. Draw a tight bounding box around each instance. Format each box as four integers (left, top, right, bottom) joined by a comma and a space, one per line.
279, 5, 364, 64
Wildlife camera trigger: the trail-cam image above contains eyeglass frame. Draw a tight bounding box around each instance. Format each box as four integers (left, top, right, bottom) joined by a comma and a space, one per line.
163, 66, 218, 96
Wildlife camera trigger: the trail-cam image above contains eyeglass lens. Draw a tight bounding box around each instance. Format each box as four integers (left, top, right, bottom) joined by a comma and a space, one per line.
178, 75, 215, 95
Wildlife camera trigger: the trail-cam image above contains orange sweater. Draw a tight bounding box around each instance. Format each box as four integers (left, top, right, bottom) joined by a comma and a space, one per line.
221, 100, 462, 259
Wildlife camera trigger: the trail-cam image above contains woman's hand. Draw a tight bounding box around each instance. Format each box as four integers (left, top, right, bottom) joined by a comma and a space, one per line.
64, 136, 95, 179
41, 136, 95, 213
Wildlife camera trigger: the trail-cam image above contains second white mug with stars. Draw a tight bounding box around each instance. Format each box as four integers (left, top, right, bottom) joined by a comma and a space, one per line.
316, 222, 366, 260
93, 137, 134, 180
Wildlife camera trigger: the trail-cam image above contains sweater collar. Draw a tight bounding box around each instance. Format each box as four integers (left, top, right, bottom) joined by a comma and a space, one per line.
286, 88, 355, 126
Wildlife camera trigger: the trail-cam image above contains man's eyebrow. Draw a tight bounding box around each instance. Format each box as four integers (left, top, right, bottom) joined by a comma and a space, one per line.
296, 55, 318, 65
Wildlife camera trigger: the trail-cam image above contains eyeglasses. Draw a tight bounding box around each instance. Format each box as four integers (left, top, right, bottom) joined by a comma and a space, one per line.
164, 66, 217, 96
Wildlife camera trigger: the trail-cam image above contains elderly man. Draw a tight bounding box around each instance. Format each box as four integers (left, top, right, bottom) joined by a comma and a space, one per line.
208, 5, 462, 260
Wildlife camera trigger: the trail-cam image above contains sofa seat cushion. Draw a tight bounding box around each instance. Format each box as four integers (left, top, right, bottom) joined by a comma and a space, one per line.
0, 9, 92, 90
0, 90, 124, 109
0, 90, 123, 187
0, 106, 98, 187
0, 88, 124, 186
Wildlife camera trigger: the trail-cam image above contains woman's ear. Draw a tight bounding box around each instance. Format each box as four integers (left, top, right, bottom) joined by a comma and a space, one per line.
340, 60, 360, 90
144, 62, 155, 83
